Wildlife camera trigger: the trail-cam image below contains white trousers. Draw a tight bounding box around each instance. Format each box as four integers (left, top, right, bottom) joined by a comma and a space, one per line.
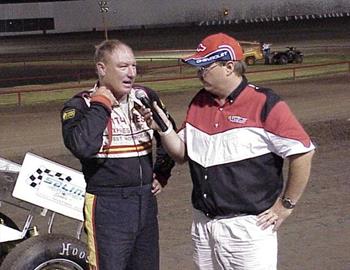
191, 209, 277, 270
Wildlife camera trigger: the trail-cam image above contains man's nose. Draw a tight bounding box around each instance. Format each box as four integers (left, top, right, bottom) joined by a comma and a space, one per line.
128, 66, 136, 77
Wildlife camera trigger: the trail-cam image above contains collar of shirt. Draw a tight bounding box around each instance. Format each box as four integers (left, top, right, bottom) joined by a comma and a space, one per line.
91, 82, 143, 109
226, 76, 248, 102
207, 76, 248, 104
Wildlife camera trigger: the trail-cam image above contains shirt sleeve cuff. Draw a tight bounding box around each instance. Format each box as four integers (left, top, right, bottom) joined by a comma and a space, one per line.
155, 173, 169, 187
91, 95, 112, 111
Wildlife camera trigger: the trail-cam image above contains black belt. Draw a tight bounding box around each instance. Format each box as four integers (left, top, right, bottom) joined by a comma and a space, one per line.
205, 212, 248, 220
88, 184, 152, 197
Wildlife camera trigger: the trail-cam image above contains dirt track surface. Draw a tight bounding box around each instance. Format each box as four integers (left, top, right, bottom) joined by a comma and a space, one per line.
1, 72, 349, 269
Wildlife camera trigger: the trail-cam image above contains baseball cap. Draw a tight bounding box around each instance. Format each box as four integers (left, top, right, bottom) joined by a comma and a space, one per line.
182, 33, 244, 67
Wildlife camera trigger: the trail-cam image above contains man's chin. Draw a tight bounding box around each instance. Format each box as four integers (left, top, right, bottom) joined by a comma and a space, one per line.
110, 86, 132, 99
123, 83, 133, 91
118, 85, 132, 94
203, 84, 212, 91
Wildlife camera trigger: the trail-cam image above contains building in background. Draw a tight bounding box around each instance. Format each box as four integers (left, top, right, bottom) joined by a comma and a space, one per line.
0, 0, 349, 36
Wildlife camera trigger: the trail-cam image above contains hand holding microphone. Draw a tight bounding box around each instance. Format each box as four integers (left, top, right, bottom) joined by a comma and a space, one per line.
135, 90, 172, 134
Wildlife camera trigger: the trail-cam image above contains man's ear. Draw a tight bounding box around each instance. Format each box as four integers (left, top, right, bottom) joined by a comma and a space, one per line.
225, 61, 235, 76
96, 62, 106, 77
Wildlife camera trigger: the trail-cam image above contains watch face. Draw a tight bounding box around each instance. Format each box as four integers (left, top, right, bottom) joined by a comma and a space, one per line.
282, 198, 295, 209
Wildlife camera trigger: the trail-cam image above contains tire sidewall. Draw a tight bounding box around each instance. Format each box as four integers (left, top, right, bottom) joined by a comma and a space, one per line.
295, 54, 303, 63
245, 56, 256, 65
279, 55, 288, 64
0, 234, 88, 270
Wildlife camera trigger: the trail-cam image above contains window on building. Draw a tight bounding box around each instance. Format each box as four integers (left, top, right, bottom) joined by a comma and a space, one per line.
6, 19, 23, 32
1, 1, 78, 3
0, 21, 6, 32
0, 18, 54, 32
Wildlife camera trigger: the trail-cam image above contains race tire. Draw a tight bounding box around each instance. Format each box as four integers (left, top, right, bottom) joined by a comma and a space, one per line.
278, 55, 288, 65
0, 234, 88, 270
0, 213, 19, 263
245, 56, 256, 65
295, 55, 303, 64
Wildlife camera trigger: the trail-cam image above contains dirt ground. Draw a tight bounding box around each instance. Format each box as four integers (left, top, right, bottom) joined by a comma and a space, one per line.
0, 72, 349, 269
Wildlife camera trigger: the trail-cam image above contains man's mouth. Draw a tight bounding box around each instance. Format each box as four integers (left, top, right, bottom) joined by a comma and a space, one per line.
123, 80, 133, 87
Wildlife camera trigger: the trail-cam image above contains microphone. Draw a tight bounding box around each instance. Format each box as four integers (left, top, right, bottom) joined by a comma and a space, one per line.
135, 90, 169, 132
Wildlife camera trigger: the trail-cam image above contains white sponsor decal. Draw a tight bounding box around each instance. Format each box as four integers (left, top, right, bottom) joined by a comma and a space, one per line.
227, 115, 247, 124
197, 43, 206, 52
195, 51, 228, 64
13, 153, 85, 221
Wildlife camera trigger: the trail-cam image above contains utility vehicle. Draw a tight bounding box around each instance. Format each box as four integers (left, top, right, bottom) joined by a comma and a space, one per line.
267, 47, 304, 65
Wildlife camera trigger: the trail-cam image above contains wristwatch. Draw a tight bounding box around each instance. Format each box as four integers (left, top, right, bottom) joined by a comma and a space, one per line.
281, 197, 296, 209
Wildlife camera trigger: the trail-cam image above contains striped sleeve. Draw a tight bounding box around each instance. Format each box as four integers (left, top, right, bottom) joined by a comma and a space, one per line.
264, 101, 315, 157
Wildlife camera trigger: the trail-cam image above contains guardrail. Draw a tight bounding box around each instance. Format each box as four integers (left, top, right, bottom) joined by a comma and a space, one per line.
1, 43, 348, 66
0, 56, 182, 66
1, 61, 349, 106
0, 59, 186, 87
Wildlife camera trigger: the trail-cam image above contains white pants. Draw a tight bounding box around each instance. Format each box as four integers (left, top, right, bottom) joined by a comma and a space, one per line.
191, 209, 277, 270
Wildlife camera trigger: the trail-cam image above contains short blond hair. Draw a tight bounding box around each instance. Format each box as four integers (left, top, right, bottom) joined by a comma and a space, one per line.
94, 39, 131, 64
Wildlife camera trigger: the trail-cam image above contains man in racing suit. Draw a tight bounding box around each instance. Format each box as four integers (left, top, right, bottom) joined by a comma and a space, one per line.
61, 40, 175, 270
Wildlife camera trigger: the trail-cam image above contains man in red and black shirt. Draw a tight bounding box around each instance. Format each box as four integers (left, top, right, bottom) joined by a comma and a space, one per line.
141, 33, 315, 270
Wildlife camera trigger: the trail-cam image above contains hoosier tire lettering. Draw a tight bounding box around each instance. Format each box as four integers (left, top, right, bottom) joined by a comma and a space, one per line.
0, 234, 88, 270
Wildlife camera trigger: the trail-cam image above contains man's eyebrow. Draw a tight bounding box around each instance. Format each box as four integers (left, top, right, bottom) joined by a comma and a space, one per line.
117, 61, 136, 65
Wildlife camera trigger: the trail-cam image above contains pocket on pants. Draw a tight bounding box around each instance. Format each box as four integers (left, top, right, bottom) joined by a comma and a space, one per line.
214, 215, 275, 241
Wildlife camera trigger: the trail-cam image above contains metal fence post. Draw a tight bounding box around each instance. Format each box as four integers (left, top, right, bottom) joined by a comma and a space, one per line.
17, 92, 21, 106
293, 68, 296, 80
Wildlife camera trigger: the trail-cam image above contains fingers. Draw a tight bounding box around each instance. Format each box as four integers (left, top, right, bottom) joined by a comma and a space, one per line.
142, 107, 156, 128
149, 101, 168, 121
152, 101, 165, 117
257, 210, 279, 230
272, 220, 282, 232
151, 179, 162, 196
138, 102, 169, 131
94, 86, 117, 106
